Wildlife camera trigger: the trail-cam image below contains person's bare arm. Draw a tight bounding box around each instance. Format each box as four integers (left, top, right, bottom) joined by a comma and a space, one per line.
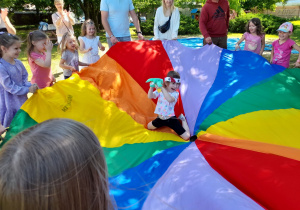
129, 10, 144, 40
78, 61, 89, 66
148, 87, 155, 99
235, 34, 245, 51
52, 12, 63, 27
161, 87, 175, 103
66, 10, 75, 25
98, 40, 105, 51
270, 47, 274, 63
292, 43, 300, 67
59, 59, 76, 72
1, 9, 16, 35
101, 11, 118, 44
259, 35, 265, 56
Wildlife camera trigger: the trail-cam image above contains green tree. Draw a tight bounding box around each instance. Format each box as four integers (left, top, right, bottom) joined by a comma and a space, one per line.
75, 0, 101, 29
240, 0, 288, 11
175, 0, 289, 14
2, 0, 52, 15
132, 0, 161, 16
175, 0, 203, 9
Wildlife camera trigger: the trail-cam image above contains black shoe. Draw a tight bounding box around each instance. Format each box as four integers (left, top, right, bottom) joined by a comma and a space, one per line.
189, 135, 197, 142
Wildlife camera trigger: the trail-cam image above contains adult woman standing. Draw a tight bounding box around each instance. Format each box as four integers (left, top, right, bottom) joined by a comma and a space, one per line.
51, 0, 75, 44
153, 0, 180, 40
0, 8, 16, 35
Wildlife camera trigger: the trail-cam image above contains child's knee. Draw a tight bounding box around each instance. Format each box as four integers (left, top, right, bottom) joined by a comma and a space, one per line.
147, 122, 156, 130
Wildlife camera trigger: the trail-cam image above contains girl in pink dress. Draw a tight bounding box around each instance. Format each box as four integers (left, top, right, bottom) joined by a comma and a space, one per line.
235, 18, 265, 55
27, 30, 55, 88
270, 22, 300, 68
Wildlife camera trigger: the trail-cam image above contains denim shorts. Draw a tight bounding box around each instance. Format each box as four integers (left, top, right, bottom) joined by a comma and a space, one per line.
106, 36, 131, 48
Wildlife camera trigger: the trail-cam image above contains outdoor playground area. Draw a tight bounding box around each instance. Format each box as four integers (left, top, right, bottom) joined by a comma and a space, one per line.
15, 19, 300, 82
1, 2, 300, 208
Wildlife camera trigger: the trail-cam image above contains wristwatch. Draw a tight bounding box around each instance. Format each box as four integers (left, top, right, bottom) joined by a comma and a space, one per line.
109, 34, 114, 38
137, 31, 142, 35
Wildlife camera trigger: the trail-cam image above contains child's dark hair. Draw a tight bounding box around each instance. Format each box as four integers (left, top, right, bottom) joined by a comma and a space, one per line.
81, 19, 97, 37
164, 71, 180, 87
245, 18, 264, 36
26, 30, 48, 59
0, 33, 20, 58
167, 71, 180, 79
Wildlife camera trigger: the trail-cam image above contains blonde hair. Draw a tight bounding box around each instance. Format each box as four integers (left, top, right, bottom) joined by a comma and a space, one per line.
162, 0, 175, 16
81, 19, 97, 37
26, 30, 48, 59
54, 0, 64, 4
60, 32, 78, 55
0, 118, 113, 210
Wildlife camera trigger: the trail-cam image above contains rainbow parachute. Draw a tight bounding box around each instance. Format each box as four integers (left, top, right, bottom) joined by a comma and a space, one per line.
2, 40, 300, 210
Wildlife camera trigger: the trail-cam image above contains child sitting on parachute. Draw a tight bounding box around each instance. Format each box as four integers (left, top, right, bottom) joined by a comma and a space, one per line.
146, 71, 190, 141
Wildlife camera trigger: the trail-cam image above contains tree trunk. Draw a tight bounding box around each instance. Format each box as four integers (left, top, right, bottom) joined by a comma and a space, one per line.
90, 1, 101, 30
77, 0, 90, 19
76, 0, 101, 29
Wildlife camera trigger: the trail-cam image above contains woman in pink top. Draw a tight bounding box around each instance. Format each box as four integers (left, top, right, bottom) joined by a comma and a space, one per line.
27, 30, 55, 88
235, 18, 265, 55
271, 22, 300, 68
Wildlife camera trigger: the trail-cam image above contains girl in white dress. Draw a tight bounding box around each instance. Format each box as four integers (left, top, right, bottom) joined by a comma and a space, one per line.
78, 19, 105, 69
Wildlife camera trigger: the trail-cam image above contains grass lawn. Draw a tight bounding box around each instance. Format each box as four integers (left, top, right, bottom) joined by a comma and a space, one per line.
14, 21, 300, 82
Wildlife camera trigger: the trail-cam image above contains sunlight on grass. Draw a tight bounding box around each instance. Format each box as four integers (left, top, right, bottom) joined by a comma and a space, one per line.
291, 20, 300, 26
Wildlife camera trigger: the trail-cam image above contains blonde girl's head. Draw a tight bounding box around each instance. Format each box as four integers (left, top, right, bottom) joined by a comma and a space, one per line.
245, 18, 264, 36
81, 19, 97, 37
54, 0, 64, 7
26, 30, 48, 58
163, 70, 180, 88
60, 32, 78, 55
0, 32, 20, 58
162, 0, 175, 15
0, 118, 113, 210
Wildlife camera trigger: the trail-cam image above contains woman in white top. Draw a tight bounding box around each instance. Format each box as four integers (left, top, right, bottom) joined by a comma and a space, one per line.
0, 8, 16, 34
51, 0, 75, 43
153, 0, 180, 40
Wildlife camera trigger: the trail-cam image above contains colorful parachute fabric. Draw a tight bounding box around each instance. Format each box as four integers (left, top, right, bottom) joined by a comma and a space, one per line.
2, 40, 300, 210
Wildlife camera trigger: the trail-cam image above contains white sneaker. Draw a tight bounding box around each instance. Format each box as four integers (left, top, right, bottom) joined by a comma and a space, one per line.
178, 114, 186, 121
